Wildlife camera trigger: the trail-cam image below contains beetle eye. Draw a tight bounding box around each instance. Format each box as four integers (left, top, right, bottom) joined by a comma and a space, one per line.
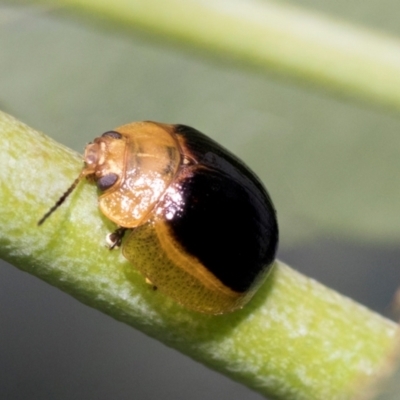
102, 131, 122, 139
97, 173, 119, 191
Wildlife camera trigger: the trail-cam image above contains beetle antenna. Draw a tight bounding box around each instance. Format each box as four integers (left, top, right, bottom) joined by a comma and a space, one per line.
38, 174, 83, 226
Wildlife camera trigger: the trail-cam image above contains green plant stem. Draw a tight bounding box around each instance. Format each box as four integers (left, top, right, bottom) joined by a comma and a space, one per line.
36, 0, 400, 111
0, 111, 397, 400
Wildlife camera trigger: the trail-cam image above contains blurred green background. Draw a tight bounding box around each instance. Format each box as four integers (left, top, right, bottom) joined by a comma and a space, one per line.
1, 2, 400, 399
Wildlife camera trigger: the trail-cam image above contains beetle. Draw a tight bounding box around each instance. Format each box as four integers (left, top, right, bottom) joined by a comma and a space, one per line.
39, 122, 278, 314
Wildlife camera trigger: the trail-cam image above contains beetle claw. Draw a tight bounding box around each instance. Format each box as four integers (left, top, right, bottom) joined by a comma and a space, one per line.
145, 277, 158, 291
106, 227, 127, 250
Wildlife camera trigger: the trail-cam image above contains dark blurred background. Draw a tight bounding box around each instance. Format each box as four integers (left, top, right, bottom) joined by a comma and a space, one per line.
1, 2, 400, 399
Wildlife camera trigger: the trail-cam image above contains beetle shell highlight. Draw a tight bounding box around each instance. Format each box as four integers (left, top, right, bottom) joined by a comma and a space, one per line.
85, 122, 278, 314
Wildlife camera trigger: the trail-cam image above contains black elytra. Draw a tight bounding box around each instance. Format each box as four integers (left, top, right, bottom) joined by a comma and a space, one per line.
167, 125, 278, 293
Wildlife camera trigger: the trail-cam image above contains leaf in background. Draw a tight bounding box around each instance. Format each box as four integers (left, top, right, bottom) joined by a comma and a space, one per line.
1, 4, 400, 246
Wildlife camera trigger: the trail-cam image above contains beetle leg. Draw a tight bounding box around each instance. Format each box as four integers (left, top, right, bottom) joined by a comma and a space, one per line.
106, 227, 127, 250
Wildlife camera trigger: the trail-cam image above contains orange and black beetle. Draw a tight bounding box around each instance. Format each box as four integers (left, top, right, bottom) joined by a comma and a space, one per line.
39, 122, 278, 314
